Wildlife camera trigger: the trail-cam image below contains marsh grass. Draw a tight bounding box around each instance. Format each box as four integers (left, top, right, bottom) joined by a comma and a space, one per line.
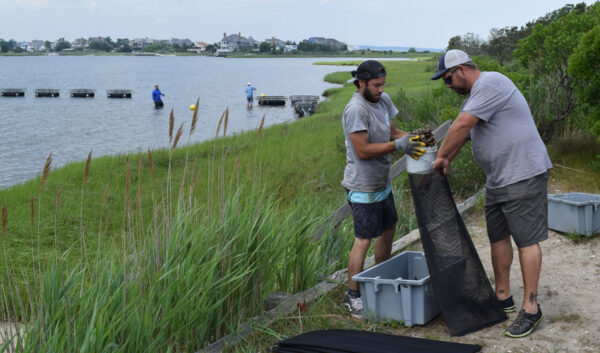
0, 102, 350, 352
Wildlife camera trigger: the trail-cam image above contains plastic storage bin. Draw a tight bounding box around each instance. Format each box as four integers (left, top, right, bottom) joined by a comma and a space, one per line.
352, 251, 440, 326
548, 193, 600, 236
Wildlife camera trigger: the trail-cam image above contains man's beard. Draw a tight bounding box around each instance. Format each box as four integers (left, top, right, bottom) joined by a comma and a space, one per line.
453, 86, 469, 96
362, 88, 380, 103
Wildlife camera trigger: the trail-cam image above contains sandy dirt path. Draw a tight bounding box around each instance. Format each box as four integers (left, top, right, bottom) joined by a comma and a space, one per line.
408, 224, 600, 353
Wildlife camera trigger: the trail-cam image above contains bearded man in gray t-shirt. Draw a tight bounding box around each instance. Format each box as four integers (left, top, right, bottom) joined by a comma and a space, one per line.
432, 50, 552, 338
341, 60, 425, 318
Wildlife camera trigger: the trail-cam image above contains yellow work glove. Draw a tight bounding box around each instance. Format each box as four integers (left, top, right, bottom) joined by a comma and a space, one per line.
394, 135, 426, 160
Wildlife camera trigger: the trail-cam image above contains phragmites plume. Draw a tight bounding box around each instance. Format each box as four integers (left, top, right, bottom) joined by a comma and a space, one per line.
1, 198, 7, 239
216, 108, 227, 137
223, 108, 229, 137
83, 149, 92, 184
172, 123, 183, 150
40, 152, 52, 191
190, 97, 199, 136
29, 195, 34, 232
169, 109, 175, 143
257, 114, 266, 139
147, 149, 154, 179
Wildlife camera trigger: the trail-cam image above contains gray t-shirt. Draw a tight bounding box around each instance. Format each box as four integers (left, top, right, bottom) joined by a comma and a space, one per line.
461, 71, 552, 189
341, 92, 399, 192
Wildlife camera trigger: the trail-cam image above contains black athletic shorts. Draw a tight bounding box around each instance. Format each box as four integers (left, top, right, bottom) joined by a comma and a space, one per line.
348, 192, 398, 239
485, 172, 549, 248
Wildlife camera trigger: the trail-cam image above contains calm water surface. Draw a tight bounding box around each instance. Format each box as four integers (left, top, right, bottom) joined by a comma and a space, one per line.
0, 56, 358, 189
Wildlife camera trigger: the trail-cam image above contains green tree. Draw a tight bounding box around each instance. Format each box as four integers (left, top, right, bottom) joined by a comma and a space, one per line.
44, 40, 52, 52
54, 38, 71, 52
115, 39, 132, 53
0, 39, 8, 53
514, 2, 597, 139
259, 42, 272, 53
408, 47, 416, 53
484, 26, 530, 65
447, 32, 483, 55
205, 44, 217, 54
569, 25, 600, 138
89, 41, 110, 51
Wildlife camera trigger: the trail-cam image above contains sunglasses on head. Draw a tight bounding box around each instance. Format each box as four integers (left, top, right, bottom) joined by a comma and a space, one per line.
443, 67, 459, 85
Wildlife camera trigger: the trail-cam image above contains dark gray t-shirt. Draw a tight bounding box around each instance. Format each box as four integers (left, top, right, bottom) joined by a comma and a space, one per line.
341, 92, 399, 192
461, 72, 552, 189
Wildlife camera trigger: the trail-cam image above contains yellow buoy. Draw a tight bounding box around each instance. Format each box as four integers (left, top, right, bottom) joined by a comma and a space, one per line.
260, 93, 265, 97
189, 104, 196, 110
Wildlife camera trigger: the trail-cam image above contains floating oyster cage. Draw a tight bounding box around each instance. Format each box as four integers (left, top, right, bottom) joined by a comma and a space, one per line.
1, 89, 25, 97
289, 95, 319, 104
70, 89, 95, 98
35, 89, 60, 97
257, 95, 286, 106
107, 89, 132, 98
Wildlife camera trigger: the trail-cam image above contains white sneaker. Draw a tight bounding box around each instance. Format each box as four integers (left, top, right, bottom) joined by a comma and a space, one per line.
344, 291, 363, 319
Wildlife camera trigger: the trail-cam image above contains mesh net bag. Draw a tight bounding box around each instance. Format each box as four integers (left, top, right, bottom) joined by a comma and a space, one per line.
408, 170, 506, 336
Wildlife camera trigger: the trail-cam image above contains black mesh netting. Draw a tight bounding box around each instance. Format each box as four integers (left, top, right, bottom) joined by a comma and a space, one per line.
408, 170, 506, 336
272, 329, 481, 353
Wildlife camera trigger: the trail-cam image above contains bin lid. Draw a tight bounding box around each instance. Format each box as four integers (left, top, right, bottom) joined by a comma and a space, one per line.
548, 193, 600, 207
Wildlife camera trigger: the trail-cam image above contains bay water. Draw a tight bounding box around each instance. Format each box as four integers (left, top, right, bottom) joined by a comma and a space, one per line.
0, 56, 351, 189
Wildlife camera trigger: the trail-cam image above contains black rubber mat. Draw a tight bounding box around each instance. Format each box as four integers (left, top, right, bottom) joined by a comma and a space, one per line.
272, 329, 482, 352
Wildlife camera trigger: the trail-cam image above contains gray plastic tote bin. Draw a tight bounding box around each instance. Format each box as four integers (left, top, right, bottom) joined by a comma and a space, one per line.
352, 251, 440, 326
548, 193, 600, 235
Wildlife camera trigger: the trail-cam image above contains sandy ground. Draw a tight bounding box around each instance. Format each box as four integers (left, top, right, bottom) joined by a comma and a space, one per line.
0, 321, 19, 350
407, 224, 600, 353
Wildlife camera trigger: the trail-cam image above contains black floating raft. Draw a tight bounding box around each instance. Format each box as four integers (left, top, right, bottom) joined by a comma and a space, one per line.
1, 89, 25, 97
70, 89, 95, 98
257, 95, 286, 106
107, 89, 132, 98
290, 95, 319, 117
35, 89, 60, 97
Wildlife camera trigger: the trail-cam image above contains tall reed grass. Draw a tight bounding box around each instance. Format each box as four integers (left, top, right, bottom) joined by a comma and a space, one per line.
0, 106, 347, 352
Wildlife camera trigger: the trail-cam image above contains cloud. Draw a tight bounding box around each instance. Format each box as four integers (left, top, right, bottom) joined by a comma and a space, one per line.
156, 17, 166, 23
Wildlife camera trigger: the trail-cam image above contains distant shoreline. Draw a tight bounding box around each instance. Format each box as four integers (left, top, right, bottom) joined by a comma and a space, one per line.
0, 51, 437, 59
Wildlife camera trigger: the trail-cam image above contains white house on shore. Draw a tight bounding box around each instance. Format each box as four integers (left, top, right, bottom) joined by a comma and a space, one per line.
216, 32, 258, 55
188, 41, 208, 53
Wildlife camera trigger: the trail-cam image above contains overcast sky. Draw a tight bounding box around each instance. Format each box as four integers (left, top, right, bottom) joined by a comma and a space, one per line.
0, 0, 582, 49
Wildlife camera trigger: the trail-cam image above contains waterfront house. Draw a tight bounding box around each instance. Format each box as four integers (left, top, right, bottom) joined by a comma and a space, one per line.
131, 38, 159, 51
188, 41, 208, 53
218, 32, 258, 54
72, 38, 88, 49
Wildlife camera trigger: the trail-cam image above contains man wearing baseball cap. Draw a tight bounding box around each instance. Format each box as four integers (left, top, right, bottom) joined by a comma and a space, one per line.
432, 49, 552, 338
246, 82, 257, 108
341, 60, 425, 318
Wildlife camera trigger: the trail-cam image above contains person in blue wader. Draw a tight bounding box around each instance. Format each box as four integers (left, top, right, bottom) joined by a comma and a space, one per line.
152, 84, 164, 108
246, 82, 257, 108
